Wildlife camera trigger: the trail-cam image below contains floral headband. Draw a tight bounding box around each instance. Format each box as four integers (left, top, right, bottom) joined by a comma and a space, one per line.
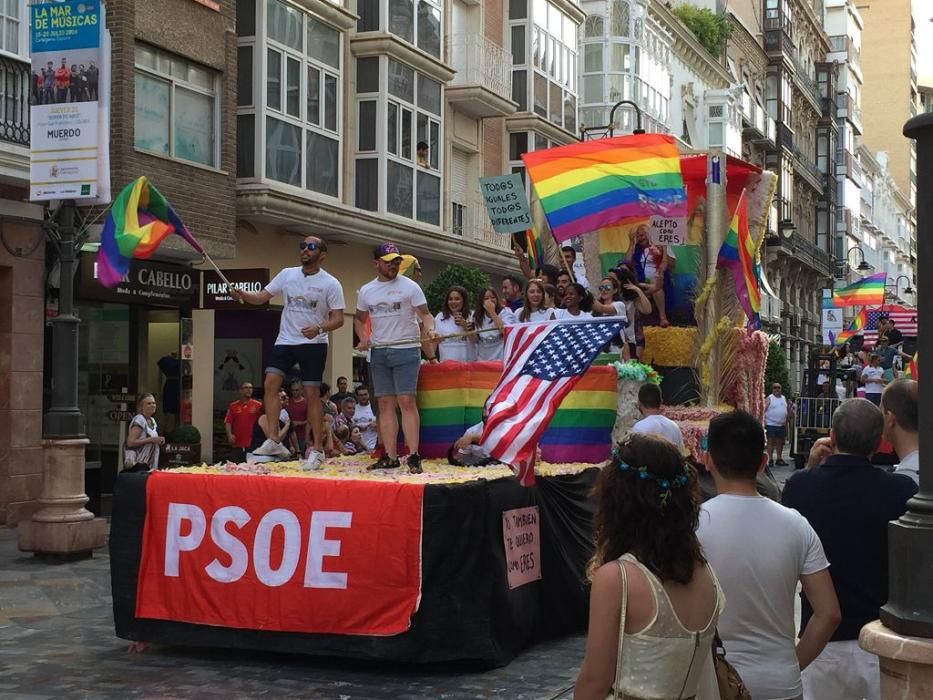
611, 445, 690, 505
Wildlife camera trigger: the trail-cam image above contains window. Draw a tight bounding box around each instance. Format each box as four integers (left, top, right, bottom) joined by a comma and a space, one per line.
260, 1, 342, 196
354, 56, 443, 225
507, 130, 552, 201
134, 44, 219, 167
374, 0, 442, 58
1, 0, 27, 58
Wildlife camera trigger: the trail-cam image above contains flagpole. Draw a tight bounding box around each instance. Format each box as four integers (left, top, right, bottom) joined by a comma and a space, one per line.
200, 253, 242, 304
705, 150, 726, 406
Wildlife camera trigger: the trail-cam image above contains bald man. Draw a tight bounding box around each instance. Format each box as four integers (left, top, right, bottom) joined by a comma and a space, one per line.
231, 235, 345, 468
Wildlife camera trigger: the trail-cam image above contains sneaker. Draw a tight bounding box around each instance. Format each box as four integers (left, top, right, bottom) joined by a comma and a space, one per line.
368, 455, 401, 471
407, 453, 423, 474
253, 438, 290, 457
776, 459, 788, 466
302, 448, 325, 471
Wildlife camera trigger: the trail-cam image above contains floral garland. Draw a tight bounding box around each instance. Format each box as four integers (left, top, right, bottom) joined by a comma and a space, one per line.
613, 360, 662, 384
643, 326, 697, 367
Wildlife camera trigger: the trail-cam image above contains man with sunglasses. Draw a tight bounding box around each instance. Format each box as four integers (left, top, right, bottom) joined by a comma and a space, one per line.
230, 236, 344, 468
355, 243, 437, 474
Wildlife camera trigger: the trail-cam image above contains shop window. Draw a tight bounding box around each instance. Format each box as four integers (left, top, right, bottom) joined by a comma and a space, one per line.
134, 44, 219, 167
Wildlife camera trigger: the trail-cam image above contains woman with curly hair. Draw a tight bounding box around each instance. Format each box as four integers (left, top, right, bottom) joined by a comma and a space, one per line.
575, 433, 723, 700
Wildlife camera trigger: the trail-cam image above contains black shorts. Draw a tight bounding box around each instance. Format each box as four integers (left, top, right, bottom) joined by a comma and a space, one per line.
265, 344, 328, 386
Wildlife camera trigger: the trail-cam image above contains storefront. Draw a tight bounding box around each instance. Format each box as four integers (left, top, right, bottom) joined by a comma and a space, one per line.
73, 255, 199, 513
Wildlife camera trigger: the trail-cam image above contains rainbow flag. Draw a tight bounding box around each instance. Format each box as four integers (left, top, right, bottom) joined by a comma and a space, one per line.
521, 134, 687, 243
834, 309, 869, 345
717, 189, 760, 329
832, 273, 887, 308
416, 362, 617, 463
905, 352, 918, 380
97, 177, 204, 287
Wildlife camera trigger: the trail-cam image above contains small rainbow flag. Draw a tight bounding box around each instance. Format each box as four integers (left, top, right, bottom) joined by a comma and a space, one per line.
717, 189, 760, 329
521, 134, 687, 243
834, 308, 869, 345
905, 352, 918, 380
832, 272, 887, 308
97, 177, 204, 287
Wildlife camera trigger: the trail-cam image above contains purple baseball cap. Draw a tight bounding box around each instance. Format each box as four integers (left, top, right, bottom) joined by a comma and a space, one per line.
373, 243, 403, 262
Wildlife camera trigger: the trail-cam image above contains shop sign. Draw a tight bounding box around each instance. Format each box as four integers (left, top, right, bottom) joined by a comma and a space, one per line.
201, 268, 270, 310
107, 409, 134, 422
78, 257, 199, 307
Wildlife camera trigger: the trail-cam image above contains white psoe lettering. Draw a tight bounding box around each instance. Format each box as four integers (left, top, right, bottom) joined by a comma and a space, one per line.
163, 502, 352, 589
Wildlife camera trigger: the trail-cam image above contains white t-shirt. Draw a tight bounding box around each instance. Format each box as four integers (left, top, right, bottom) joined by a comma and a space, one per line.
698, 495, 830, 700
457, 421, 490, 459
552, 308, 593, 320
639, 245, 676, 282
473, 308, 516, 361
356, 275, 428, 349
631, 413, 685, 454
265, 267, 345, 346
861, 366, 884, 395
519, 308, 554, 323
351, 402, 378, 450
622, 299, 638, 344
764, 394, 788, 427
435, 313, 475, 362
128, 414, 160, 470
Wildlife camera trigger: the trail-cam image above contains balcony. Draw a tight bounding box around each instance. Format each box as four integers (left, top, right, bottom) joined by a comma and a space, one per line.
764, 16, 795, 58
446, 34, 517, 119
767, 230, 835, 279
792, 145, 824, 192
449, 191, 513, 253
777, 121, 794, 152
836, 206, 854, 236
828, 35, 861, 76
836, 149, 863, 186
789, 54, 822, 113
836, 93, 863, 135
0, 56, 30, 148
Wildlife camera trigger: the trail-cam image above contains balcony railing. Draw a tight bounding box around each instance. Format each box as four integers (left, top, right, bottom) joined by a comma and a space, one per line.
449, 191, 512, 252
789, 53, 821, 110
0, 56, 30, 147
828, 35, 861, 71
792, 145, 824, 190
836, 149, 863, 185
447, 34, 512, 100
837, 93, 862, 132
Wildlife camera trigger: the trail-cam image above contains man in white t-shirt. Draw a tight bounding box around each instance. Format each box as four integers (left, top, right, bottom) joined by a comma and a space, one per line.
860, 354, 886, 406
352, 385, 379, 451
698, 410, 841, 700
230, 235, 345, 468
354, 242, 437, 474
764, 383, 791, 466
631, 382, 686, 454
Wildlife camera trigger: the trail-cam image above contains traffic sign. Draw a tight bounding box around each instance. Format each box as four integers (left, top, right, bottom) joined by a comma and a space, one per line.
107, 410, 134, 422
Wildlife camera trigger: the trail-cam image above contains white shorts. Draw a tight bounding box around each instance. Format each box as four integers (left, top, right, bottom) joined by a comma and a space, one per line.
802, 640, 879, 700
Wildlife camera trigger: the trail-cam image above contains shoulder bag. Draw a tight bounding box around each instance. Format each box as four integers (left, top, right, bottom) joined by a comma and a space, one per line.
711, 631, 751, 700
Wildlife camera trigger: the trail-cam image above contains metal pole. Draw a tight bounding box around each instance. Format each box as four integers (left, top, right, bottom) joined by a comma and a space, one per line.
879, 112, 933, 638
43, 200, 85, 439
705, 151, 726, 406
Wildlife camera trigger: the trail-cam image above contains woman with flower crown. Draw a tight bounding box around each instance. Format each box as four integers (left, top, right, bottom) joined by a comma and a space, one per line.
575, 433, 723, 700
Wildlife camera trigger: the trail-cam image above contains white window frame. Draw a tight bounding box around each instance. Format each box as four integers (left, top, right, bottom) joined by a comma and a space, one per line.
247, 0, 343, 199
134, 44, 221, 169
507, 129, 554, 203
362, 0, 443, 59
353, 55, 443, 226
0, 1, 28, 61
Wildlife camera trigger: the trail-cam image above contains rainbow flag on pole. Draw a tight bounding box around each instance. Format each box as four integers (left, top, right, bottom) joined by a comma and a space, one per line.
834, 308, 869, 345
97, 177, 204, 287
832, 273, 887, 308
521, 134, 687, 243
717, 189, 760, 329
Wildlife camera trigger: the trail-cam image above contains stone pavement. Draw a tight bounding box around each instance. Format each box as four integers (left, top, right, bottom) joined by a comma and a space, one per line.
0, 527, 583, 700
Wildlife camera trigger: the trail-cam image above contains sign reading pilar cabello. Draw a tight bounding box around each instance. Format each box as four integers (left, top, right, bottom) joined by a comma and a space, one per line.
135, 472, 425, 635
77, 256, 199, 307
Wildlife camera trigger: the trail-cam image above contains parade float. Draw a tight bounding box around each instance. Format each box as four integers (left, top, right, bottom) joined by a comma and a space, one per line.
108, 138, 776, 665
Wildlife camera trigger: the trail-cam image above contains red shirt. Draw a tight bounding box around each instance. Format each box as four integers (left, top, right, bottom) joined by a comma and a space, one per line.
287, 397, 308, 425
224, 399, 262, 448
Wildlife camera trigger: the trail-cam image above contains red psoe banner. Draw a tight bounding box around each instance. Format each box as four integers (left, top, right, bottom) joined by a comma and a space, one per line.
136, 472, 425, 636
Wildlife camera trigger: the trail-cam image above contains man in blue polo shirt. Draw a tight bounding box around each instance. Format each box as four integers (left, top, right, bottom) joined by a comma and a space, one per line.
782, 398, 917, 700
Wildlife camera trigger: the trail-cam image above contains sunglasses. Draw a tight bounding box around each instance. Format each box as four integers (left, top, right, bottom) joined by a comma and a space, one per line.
598, 284, 614, 291
299, 242, 320, 251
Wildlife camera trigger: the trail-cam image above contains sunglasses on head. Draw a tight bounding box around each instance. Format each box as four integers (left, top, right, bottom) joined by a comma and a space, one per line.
299, 242, 320, 251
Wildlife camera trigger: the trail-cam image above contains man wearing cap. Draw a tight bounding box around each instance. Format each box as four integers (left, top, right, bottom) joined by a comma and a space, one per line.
230, 235, 344, 468
355, 243, 437, 473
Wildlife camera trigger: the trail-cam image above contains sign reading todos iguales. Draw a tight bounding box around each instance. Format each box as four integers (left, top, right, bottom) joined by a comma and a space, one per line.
479, 174, 532, 234
30, 1, 104, 201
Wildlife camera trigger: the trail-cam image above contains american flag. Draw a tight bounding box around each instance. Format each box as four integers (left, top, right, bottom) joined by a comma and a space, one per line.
479, 317, 624, 486
863, 306, 917, 345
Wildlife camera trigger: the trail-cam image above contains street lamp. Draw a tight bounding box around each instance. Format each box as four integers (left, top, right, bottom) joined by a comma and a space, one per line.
846, 245, 873, 273
891, 274, 915, 298
579, 100, 646, 140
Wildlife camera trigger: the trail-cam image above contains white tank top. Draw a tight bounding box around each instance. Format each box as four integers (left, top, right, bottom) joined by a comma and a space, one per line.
764, 395, 788, 426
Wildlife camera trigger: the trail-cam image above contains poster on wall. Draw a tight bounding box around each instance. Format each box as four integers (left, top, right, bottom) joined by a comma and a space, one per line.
213, 339, 264, 416
30, 1, 105, 201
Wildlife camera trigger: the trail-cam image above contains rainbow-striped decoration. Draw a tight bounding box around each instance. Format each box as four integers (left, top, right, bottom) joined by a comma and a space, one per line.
417, 362, 617, 463
521, 134, 687, 243
97, 177, 204, 287
832, 273, 887, 308
905, 352, 918, 380
834, 309, 868, 346
717, 189, 760, 329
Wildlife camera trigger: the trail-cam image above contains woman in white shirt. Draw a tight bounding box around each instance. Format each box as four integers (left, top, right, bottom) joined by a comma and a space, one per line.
432, 286, 475, 362
518, 279, 553, 323
591, 276, 629, 358
471, 287, 515, 361
552, 283, 593, 320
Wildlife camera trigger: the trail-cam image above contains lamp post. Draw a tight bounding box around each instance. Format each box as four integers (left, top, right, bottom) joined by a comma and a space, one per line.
580, 100, 646, 140
858, 111, 933, 700
889, 274, 915, 301
846, 245, 873, 274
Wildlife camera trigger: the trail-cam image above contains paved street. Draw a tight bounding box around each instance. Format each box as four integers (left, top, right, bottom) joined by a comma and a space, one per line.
0, 527, 583, 700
